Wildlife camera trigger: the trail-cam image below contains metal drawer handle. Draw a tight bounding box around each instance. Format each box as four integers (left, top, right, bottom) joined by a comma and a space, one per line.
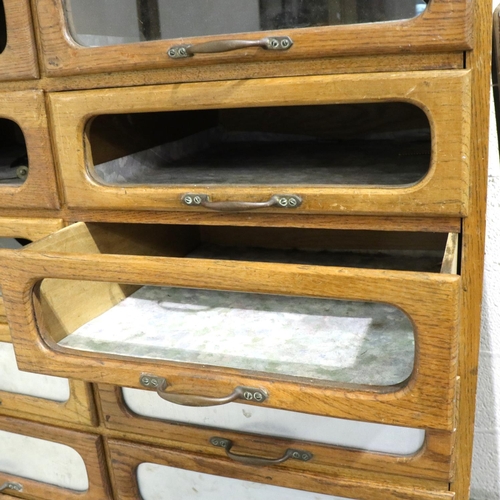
0, 482, 23, 492
168, 36, 293, 58
210, 437, 313, 466
182, 194, 302, 211
140, 374, 268, 407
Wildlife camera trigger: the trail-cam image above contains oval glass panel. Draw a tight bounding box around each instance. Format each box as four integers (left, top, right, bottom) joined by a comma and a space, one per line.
65, 0, 429, 48
0, 430, 89, 491
0, 121, 29, 186
137, 462, 354, 500
88, 103, 431, 188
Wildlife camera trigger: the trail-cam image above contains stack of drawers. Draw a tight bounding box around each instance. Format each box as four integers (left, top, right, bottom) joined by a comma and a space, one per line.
0, 0, 490, 499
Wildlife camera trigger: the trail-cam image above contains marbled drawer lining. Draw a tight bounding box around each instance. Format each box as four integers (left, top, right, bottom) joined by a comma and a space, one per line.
60, 285, 414, 386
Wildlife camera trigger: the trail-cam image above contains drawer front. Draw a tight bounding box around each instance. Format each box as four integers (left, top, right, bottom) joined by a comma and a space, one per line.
0, 93, 60, 209
0, 218, 64, 324
0, 223, 460, 431
49, 71, 470, 217
98, 383, 456, 481
34, 0, 471, 78
0, 416, 111, 499
0, 0, 38, 81
0, 337, 95, 426
107, 439, 455, 500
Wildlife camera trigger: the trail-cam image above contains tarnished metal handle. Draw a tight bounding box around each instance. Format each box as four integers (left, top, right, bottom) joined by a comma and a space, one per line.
140, 374, 268, 407
210, 437, 313, 466
182, 194, 302, 212
168, 36, 293, 58
0, 481, 23, 492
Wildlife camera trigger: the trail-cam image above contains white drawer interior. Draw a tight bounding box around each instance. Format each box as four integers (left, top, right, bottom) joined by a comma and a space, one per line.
0, 342, 70, 401
0, 429, 89, 490
137, 462, 353, 500
123, 387, 425, 455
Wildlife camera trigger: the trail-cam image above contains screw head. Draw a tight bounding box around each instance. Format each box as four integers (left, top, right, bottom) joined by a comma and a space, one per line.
243, 391, 253, 400
288, 197, 297, 207
184, 196, 193, 205
193, 196, 202, 204
302, 453, 311, 461
140, 376, 150, 385
253, 392, 264, 402
168, 49, 176, 57
179, 47, 187, 56
292, 451, 301, 459
278, 197, 288, 207
281, 39, 290, 49
270, 39, 279, 49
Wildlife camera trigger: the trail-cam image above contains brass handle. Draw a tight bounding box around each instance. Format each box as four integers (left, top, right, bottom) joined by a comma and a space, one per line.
168, 36, 293, 58
182, 194, 302, 212
0, 482, 23, 492
210, 437, 313, 466
140, 374, 268, 407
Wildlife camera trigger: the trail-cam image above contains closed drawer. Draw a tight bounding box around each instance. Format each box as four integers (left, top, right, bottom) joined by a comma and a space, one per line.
0, 93, 60, 210
0, 416, 111, 499
107, 438, 455, 500
0, 222, 460, 432
34, 0, 470, 78
97, 383, 455, 481
0, 0, 38, 81
0, 336, 95, 426
49, 71, 470, 217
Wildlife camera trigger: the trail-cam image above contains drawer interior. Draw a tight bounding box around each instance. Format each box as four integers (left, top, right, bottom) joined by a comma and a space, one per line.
0, 119, 28, 186
66, 0, 428, 48
0, 429, 88, 491
87, 102, 431, 188
29, 223, 457, 389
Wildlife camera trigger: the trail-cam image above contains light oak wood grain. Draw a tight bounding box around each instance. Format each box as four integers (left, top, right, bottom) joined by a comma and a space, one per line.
0, 416, 112, 499
32, 0, 471, 78
0, 0, 38, 81
0, 92, 59, 209
97, 383, 456, 482
0, 222, 460, 431
49, 71, 471, 216
107, 438, 456, 500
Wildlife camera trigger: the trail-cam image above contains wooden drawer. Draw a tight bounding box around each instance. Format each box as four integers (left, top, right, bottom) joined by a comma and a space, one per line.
0, 334, 95, 427
0, 0, 38, 81
33, 0, 471, 78
107, 438, 455, 500
49, 71, 470, 217
0, 218, 64, 324
0, 416, 111, 499
0, 222, 460, 432
0, 93, 60, 210
97, 383, 456, 481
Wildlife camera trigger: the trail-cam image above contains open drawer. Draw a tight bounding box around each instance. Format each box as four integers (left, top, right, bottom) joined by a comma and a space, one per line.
0, 0, 38, 81
0, 217, 64, 326
107, 439, 455, 500
0, 416, 111, 499
0, 222, 460, 432
98, 382, 456, 481
34, 0, 471, 78
0, 92, 60, 210
49, 71, 470, 217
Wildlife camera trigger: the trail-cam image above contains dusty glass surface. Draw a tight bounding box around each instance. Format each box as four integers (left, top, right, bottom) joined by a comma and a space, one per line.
64, 0, 428, 47
89, 103, 431, 187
